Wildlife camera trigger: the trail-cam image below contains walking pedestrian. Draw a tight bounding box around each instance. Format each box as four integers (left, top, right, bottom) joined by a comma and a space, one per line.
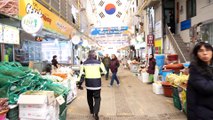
109, 54, 120, 87
102, 54, 111, 80
187, 42, 213, 120
77, 50, 106, 120
147, 54, 156, 84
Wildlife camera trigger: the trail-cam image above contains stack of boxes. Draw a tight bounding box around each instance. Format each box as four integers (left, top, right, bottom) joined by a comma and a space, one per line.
18, 91, 60, 120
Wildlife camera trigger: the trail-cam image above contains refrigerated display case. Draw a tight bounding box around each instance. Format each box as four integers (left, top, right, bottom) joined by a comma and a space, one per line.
22, 40, 42, 62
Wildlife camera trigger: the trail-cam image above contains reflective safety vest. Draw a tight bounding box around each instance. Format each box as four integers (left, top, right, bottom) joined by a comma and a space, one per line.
79, 58, 106, 90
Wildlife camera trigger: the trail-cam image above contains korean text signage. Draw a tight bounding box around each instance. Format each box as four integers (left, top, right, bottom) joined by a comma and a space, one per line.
19, 0, 72, 38
181, 19, 191, 31
0, 25, 20, 44
155, 21, 162, 39
147, 34, 154, 46
21, 14, 43, 34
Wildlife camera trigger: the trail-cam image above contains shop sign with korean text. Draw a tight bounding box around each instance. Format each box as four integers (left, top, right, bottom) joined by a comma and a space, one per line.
21, 14, 43, 34
19, 0, 72, 38
3, 25, 20, 44
147, 34, 154, 46
155, 21, 162, 39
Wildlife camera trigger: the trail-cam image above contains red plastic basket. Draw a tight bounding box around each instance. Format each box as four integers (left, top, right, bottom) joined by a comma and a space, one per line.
162, 82, 173, 97
167, 54, 178, 61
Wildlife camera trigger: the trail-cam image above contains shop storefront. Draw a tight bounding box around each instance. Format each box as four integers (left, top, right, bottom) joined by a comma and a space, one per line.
17, 0, 74, 68
200, 22, 213, 44
0, 23, 20, 62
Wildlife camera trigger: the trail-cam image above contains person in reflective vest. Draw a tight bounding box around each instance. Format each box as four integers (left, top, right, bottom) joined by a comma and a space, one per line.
78, 50, 106, 120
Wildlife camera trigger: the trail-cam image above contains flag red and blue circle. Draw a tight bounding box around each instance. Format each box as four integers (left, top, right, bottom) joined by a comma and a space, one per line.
105, 3, 116, 15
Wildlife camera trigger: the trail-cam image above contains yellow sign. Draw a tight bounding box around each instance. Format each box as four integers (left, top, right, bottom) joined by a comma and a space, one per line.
19, 0, 72, 38
154, 39, 162, 47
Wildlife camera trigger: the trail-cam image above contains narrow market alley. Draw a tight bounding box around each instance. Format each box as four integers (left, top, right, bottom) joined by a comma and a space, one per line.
67, 66, 187, 120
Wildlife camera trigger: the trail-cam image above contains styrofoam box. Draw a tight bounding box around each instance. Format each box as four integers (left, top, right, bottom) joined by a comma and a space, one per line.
19, 108, 50, 119
20, 114, 51, 120
152, 83, 164, 94
19, 103, 58, 120
18, 91, 58, 119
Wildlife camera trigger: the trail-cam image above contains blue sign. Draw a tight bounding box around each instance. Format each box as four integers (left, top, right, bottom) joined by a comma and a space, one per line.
91, 26, 128, 35
181, 19, 191, 31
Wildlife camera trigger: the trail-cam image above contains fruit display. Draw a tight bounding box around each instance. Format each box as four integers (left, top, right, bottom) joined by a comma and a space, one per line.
166, 74, 178, 84
166, 74, 189, 85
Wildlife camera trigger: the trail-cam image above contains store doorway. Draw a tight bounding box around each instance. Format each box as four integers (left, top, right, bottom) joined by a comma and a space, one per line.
4, 44, 14, 62
163, 0, 175, 34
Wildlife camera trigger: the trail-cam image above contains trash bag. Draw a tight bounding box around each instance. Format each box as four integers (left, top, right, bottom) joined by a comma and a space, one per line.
0, 65, 26, 78
0, 74, 18, 87
45, 83, 69, 97
0, 84, 10, 98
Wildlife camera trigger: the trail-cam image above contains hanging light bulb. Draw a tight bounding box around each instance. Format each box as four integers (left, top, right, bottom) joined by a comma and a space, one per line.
54, 38, 59, 45
71, 35, 81, 45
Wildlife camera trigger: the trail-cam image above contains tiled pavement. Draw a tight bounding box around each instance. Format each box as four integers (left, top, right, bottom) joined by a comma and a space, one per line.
67, 67, 187, 120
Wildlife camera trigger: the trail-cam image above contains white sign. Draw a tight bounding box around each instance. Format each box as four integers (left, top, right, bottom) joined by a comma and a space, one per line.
21, 14, 43, 34
56, 95, 65, 105
3, 25, 20, 44
0, 24, 2, 43
155, 21, 162, 39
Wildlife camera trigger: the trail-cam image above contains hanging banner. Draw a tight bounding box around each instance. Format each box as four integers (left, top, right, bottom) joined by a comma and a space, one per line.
19, 0, 72, 38
91, 26, 128, 35
0, 24, 3, 43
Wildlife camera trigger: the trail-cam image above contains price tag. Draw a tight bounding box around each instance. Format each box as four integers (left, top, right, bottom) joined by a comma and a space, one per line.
56, 95, 65, 105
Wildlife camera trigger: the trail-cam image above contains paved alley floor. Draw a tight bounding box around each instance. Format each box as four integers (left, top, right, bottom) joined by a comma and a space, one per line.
67, 67, 187, 120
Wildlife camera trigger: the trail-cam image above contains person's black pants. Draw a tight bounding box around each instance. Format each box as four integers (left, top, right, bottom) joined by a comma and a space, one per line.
87, 89, 101, 114
105, 66, 109, 79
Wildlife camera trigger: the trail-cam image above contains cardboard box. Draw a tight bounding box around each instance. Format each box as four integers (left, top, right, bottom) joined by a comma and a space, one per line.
18, 91, 55, 106
18, 91, 57, 119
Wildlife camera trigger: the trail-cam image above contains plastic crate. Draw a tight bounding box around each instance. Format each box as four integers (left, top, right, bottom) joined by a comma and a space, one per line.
60, 94, 67, 115
60, 107, 68, 120
6, 105, 19, 120
172, 86, 179, 97
183, 101, 187, 114
173, 95, 182, 110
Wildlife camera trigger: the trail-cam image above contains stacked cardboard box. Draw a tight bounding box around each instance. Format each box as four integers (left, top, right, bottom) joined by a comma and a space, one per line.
18, 91, 59, 120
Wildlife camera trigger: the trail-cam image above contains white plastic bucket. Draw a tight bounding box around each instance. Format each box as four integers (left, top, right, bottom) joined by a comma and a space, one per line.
142, 72, 149, 83
152, 83, 164, 94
